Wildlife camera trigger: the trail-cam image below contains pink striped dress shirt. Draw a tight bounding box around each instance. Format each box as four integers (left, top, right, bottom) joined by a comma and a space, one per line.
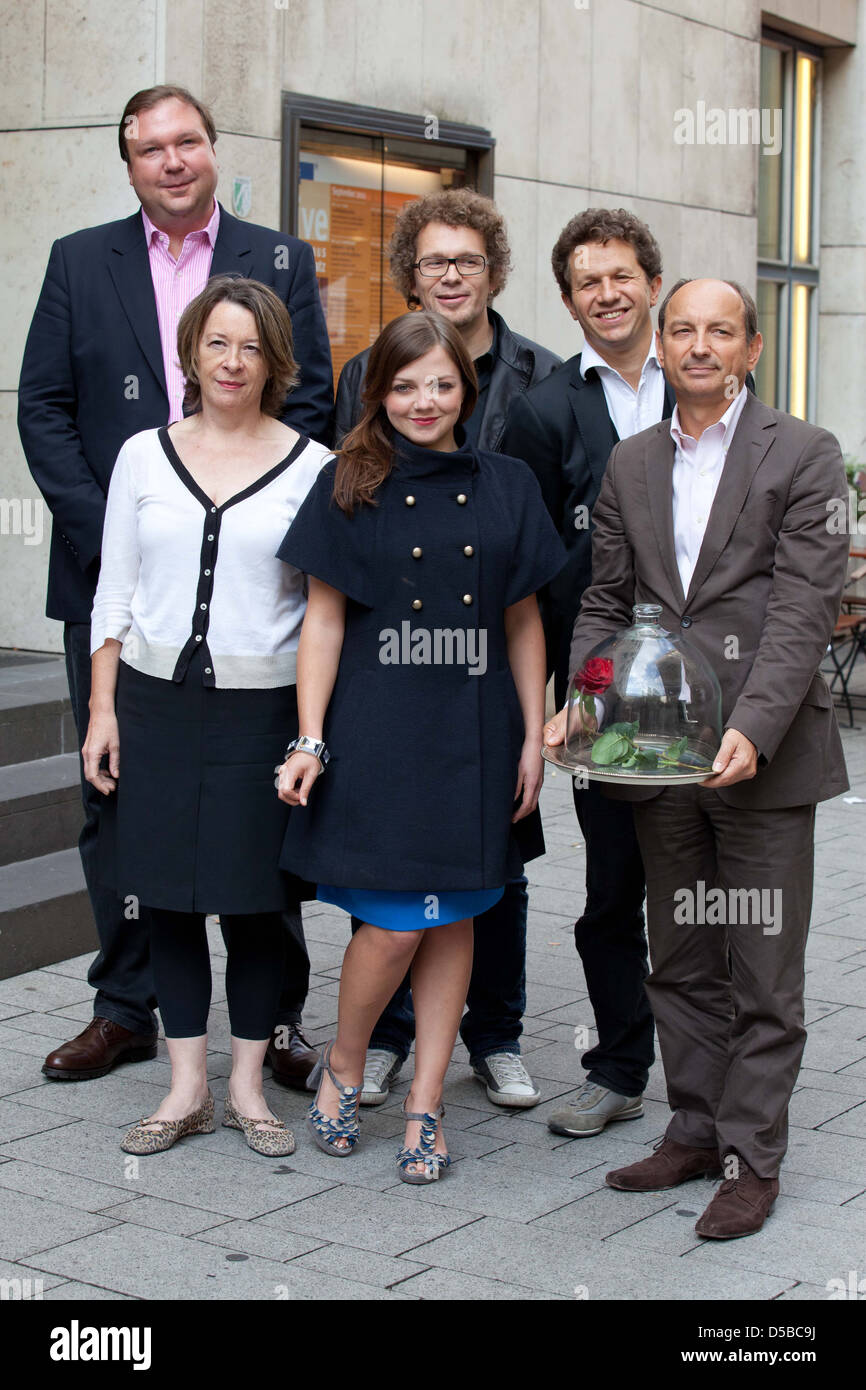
141, 201, 221, 423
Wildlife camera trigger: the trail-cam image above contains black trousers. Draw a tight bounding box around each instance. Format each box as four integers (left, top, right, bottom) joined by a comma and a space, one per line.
64, 622, 310, 1034
555, 642, 655, 1097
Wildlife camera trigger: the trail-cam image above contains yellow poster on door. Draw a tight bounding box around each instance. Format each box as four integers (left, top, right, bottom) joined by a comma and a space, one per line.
299, 166, 430, 380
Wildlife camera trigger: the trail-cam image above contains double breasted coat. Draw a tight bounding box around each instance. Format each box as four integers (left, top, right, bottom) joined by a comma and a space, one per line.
277, 434, 566, 890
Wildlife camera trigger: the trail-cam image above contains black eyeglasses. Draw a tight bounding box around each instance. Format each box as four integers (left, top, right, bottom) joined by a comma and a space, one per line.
413, 255, 488, 277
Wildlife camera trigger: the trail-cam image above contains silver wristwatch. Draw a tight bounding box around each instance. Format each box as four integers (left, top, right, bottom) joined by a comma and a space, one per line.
284, 735, 330, 768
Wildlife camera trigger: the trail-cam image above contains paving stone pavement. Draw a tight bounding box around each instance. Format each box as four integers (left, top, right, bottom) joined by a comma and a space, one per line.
0, 719, 864, 1303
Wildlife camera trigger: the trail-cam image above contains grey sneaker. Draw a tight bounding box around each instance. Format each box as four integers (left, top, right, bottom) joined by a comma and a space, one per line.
360, 1048, 403, 1106
473, 1052, 541, 1108
548, 1080, 643, 1137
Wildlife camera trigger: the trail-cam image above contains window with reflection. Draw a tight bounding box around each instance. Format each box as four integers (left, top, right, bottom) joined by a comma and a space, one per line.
281, 96, 494, 381
756, 33, 820, 419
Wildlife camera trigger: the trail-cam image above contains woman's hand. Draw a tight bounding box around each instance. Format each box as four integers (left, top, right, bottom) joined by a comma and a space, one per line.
276, 751, 323, 807
512, 738, 545, 822
82, 710, 120, 795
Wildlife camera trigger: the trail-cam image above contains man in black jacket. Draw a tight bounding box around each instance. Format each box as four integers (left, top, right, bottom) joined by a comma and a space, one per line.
18, 85, 333, 1086
335, 189, 562, 1109
502, 208, 668, 1137
334, 189, 559, 451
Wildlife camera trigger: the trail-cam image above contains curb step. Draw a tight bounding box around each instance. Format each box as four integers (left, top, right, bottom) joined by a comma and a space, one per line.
0, 752, 83, 866
0, 847, 95, 980
0, 660, 77, 767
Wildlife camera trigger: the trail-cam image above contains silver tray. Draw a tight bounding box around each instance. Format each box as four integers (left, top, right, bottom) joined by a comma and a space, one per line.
542, 742, 716, 786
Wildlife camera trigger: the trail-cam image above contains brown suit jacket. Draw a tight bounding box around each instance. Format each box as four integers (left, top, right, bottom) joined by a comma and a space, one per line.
569, 391, 850, 810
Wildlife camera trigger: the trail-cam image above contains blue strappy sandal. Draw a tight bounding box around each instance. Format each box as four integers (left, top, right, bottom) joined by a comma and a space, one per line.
306, 1041, 361, 1157
396, 1100, 451, 1184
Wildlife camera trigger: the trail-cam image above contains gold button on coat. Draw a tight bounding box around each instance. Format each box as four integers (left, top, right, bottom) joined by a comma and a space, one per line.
456, 493, 467, 505
463, 545, 474, 557
405, 495, 416, 507
412, 547, 422, 558
462, 594, 473, 605
412, 599, 423, 610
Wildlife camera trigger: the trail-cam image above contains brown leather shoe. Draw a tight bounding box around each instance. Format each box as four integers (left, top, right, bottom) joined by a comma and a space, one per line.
606, 1137, 722, 1191
695, 1160, 779, 1239
42, 1017, 158, 1081
265, 1023, 320, 1091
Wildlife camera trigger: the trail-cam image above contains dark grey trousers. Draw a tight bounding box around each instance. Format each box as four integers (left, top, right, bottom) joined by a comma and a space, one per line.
633, 785, 816, 1178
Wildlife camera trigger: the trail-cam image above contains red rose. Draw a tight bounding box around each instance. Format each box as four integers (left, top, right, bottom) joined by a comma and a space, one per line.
575, 657, 614, 695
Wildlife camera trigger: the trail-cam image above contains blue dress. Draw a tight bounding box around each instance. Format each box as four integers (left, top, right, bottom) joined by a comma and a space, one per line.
317, 885, 505, 931
276, 432, 566, 931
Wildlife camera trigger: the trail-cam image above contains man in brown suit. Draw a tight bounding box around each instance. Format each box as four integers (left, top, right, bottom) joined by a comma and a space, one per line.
545, 278, 849, 1239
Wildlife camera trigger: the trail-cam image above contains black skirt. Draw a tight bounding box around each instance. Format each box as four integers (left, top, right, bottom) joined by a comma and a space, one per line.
98, 653, 303, 914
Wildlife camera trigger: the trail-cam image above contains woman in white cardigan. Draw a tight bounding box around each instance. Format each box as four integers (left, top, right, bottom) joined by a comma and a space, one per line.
84, 275, 329, 1157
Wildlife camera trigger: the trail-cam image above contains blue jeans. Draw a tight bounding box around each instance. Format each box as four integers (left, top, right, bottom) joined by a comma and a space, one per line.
352, 877, 528, 1065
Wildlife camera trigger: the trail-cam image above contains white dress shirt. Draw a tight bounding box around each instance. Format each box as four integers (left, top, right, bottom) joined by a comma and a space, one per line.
670, 386, 749, 595
91, 427, 331, 688
580, 339, 666, 441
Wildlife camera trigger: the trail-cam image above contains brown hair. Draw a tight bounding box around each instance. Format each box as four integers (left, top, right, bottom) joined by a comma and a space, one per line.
551, 207, 663, 295
334, 312, 478, 515
657, 278, 759, 341
176, 275, 299, 417
119, 86, 217, 163
388, 189, 512, 305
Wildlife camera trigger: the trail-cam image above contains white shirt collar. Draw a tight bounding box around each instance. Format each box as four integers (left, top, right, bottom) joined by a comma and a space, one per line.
670, 384, 749, 450
580, 337, 662, 384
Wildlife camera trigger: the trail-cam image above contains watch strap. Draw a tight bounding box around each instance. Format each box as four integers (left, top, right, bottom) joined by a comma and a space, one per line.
285, 736, 330, 767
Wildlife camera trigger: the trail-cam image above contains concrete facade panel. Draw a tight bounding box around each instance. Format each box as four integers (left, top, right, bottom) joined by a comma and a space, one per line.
0, 395, 59, 653
201, 0, 283, 138
44, 0, 157, 122
538, 0, 592, 190
589, 0, 641, 195
1, 128, 138, 394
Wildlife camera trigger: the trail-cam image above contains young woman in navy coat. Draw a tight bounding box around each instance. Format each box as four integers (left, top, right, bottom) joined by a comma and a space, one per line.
276, 312, 565, 1181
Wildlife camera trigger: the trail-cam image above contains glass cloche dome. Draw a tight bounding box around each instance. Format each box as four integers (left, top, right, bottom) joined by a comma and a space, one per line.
544, 605, 723, 784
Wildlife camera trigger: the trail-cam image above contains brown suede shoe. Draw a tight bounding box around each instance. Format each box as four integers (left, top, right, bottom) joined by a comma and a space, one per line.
265, 1023, 320, 1091
42, 1017, 158, 1081
606, 1137, 722, 1191
695, 1160, 779, 1239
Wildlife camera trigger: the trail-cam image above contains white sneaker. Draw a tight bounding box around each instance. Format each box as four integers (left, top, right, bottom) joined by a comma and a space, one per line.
360, 1048, 403, 1106
472, 1052, 541, 1108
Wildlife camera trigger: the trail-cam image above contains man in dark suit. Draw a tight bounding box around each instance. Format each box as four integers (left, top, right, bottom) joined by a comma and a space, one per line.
502, 209, 666, 1138
547, 278, 849, 1238
333, 189, 562, 1110
18, 85, 333, 1085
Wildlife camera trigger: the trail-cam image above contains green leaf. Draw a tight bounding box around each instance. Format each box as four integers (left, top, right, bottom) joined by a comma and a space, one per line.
633, 748, 659, 769
606, 721, 639, 736
590, 731, 632, 765
659, 736, 689, 764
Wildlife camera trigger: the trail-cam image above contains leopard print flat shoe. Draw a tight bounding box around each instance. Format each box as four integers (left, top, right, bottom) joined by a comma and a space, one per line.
223, 1093, 295, 1156
120, 1090, 215, 1154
